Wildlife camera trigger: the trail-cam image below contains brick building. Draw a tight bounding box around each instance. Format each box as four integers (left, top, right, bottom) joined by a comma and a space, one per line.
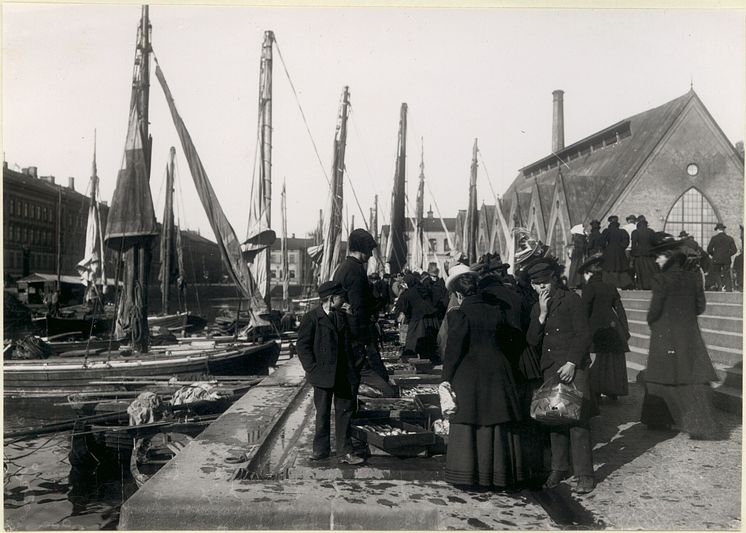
3, 163, 102, 282
493, 89, 744, 265
380, 208, 457, 273
3, 162, 227, 289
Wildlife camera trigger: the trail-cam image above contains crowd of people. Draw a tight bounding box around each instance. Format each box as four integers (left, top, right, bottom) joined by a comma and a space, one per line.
295, 222, 727, 495
567, 216, 743, 292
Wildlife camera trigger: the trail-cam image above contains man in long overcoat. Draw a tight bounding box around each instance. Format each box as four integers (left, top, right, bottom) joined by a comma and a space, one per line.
333, 228, 395, 396
707, 223, 738, 291
526, 258, 596, 494
296, 281, 366, 464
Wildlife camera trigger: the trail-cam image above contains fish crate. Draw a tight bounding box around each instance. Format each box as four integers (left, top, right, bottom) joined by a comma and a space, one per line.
412, 393, 442, 430
384, 362, 417, 375
355, 397, 426, 426
394, 376, 442, 398
351, 417, 435, 457
409, 359, 437, 374
380, 346, 402, 362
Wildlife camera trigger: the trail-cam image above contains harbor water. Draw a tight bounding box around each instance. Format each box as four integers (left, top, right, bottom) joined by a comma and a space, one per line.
4, 398, 138, 530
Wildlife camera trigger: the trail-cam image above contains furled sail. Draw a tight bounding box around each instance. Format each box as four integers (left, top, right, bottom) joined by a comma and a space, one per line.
463, 138, 479, 264
387, 103, 408, 274
158, 147, 180, 315
155, 65, 264, 314
244, 31, 277, 304
411, 139, 426, 271
104, 6, 157, 351
318, 86, 351, 282
77, 139, 107, 302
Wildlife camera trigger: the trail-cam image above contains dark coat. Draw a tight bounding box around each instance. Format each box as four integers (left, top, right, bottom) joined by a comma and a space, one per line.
333, 256, 376, 345
581, 274, 630, 353
426, 277, 449, 319
631, 224, 656, 257
441, 294, 523, 426
397, 286, 438, 352
645, 264, 718, 385
526, 287, 592, 375
587, 229, 604, 256
526, 287, 595, 420
568, 234, 587, 288
296, 306, 364, 388
707, 232, 738, 265
601, 222, 630, 272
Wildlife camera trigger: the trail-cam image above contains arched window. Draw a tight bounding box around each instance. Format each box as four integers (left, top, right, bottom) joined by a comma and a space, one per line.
664, 188, 719, 247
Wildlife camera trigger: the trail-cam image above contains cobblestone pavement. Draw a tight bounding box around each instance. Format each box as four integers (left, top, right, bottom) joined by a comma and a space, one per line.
569, 383, 742, 530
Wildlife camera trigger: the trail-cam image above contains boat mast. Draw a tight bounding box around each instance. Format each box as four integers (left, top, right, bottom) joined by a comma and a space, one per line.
105, 5, 158, 353
388, 103, 408, 274
319, 86, 351, 282
249, 30, 274, 309
464, 138, 479, 264
414, 137, 426, 271
280, 180, 289, 311
161, 146, 176, 315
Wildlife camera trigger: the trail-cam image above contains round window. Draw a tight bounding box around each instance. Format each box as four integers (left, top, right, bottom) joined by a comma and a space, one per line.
686, 163, 699, 177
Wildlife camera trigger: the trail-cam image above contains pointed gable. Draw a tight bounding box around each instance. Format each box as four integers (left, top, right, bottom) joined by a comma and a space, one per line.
504, 90, 695, 227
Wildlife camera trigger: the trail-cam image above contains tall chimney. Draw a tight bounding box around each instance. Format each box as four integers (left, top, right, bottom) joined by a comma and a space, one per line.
67, 177, 75, 190
552, 89, 565, 153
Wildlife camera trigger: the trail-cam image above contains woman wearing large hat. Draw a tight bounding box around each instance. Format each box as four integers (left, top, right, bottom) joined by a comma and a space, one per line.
579, 253, 630, 400
640, 233, 722, 439
441, 263, 526, 490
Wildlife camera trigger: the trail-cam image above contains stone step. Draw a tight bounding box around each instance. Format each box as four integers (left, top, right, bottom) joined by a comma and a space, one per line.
622, 297, 743, 318
628, 329, 742, 368
625, 346, 742, 414
627, 318, 742, 351
622, 290, 742, 305
625, 308, 743, 333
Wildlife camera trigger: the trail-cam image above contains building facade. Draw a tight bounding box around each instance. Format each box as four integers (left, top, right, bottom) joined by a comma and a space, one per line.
494, 89, 744, 266
380, 208, 457, 273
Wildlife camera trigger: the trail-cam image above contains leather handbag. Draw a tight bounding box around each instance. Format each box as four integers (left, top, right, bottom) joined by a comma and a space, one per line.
530, 375, 584, 425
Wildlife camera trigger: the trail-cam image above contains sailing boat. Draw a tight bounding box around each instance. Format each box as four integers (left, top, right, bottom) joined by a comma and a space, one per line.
30, 137, 116, 341
148, 146, 207, 335
4, 7, 279, 393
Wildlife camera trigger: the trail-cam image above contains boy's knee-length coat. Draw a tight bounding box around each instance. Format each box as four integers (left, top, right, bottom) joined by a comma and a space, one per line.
296, 306, 364, 389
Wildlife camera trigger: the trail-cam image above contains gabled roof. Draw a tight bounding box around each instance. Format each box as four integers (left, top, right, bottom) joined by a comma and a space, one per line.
505, 90, 697, 223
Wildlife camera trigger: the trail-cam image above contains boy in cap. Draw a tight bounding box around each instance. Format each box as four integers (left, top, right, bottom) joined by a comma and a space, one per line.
296, 281, 365, 465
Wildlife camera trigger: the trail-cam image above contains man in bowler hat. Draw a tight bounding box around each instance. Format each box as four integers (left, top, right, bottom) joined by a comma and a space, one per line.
707, 223, 738, 291
296, 280, 365, 465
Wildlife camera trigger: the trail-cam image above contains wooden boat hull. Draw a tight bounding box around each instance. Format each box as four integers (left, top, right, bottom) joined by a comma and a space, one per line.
32, 315, 113, 338
3, 341, 280, 393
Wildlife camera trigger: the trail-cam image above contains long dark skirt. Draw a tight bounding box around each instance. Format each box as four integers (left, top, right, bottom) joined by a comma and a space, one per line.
445, 422, 525, 488
589, 352, 629, 397
641, 382, 723, 439
634, 256, 659, 290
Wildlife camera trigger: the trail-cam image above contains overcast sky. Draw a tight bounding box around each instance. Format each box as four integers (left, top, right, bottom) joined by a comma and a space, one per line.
3, 4, 744, 241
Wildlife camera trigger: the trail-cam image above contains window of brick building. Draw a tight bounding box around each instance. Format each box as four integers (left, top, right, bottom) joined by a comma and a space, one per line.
443, 239, 450, 252
429, 239, 437, 252
10, 199, 15, 216
664, 187, 719, 247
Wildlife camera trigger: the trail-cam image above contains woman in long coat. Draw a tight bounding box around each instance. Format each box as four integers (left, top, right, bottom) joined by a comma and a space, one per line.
630, 216, 658, 290
580, 254, 630, 400
601, 215, 633, 289
586, 220, 604, 256
567, 225, 587, 289
441, 268, 525, 490
641, 233, 722, 439
395, 274, 439, 360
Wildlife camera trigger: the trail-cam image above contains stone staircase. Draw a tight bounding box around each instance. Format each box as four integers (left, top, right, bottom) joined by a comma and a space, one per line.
620, 290, 742, 413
